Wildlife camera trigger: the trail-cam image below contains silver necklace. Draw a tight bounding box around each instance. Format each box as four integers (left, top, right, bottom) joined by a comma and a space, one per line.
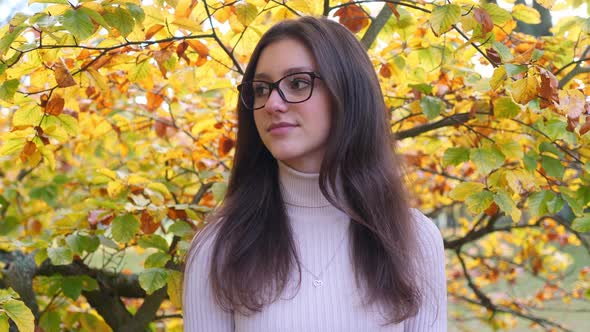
299, 231, 348, 288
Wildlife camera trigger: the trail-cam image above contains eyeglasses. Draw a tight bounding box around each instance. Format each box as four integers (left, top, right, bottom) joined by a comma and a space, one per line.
237, 71, 322, 110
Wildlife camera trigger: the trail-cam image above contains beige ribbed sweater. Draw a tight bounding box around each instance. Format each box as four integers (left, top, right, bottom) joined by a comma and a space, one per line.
183, 161, 447, 331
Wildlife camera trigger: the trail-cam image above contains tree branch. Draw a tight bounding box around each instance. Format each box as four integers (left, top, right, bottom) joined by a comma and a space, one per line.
393, 112, 472, 140
360, 4, 393, 49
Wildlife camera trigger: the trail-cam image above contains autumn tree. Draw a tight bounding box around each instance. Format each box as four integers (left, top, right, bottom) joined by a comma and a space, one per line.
0, 0, 589, 331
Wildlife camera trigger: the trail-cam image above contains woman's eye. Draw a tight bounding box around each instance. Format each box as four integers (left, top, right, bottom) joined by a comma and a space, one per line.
253, 85, 269, 96
289, 79, 310, 90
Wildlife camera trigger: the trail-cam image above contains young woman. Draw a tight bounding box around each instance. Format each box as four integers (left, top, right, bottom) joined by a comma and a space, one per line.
183, 16, 447, 331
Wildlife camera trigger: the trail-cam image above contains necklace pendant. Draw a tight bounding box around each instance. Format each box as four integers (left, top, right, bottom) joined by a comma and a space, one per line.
313, 279, 323, 287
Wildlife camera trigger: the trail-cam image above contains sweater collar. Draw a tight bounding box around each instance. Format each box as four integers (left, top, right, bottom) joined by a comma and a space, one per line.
277, 160, 339, 208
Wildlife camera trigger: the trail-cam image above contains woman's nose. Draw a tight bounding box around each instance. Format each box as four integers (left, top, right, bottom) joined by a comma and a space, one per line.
264, 88, 288, 113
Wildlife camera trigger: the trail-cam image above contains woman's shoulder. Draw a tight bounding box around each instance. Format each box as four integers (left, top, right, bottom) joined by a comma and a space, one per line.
185, 219, 224, 271
408, 208, 445, 251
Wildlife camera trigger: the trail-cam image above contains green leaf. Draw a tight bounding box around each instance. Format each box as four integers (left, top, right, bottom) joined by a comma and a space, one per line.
541, 156, 564, 179
420, 96, 444, 120
62, 9, 95, 41
408, 83, 432, 95
466, 190, 494, 214
0, 216, 18, 235
497, 140, 523, 160
493, 96, 520, 118
572, 215, 590, 232
66, 233, 100, 255
3, 299, 35, 332
111, 214, 140, 243
528, 190, 554, 217
546, 194, 564, 214
470, 147, 506, 175
30, 185, 58, 206
523, 151, 538, 172
39, 311, 60, 332
126, 3, 145, 23
212, 182, 227, 203
56, 114, 79, 136
61, 276, 83, 300
47, 247, 73, 265
443, 147, 470, 166
481, 3, 512, 24
492, 41, 514, 62
144, 252, 171, 268
430, 4, 461, 36
504, 64, 527, 77
449, 182, 485, 201
139, 268, 169, 295
0, 79, 19, 102
235, 2, 258, 26
0, 25, 27, 55
560, 187, 584, 216
104, 7, 135, 37
29, 0, 69, 4
77, 7, 110, 30
539, 141, 564, 158
168, 220, 193, 237
494, 190, 521, 222
138, 234, 169, 252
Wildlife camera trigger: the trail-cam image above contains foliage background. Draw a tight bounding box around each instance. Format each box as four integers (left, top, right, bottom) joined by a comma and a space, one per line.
0, 0, 589, 331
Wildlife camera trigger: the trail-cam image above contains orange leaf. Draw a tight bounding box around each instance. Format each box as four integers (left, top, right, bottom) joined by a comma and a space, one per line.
186, 39, 209, 57
154, 118, 168, 138
45, 95, 65, 115
153, 48, 173, 78
379, 63, 392, 78
474, 7, 493, 34
386, 3, 400, 20
140, 210, 160, 234
334, 4, 369, 33
580, 119, 590, 135
218, 135, 235, 157
176, 41, 191, 64
147, 91, 164, 112
54, 63, 76, 88
176, 0, 199, 18
167, 208, 188, 220
145, 24, 165, 39
539, 68, 558, 104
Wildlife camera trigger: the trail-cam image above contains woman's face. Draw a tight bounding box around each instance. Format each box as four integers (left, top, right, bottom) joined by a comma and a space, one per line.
252, 38, 332, 173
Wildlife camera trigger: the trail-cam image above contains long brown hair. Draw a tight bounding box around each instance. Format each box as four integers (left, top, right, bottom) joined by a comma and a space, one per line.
184, 16, 422, 324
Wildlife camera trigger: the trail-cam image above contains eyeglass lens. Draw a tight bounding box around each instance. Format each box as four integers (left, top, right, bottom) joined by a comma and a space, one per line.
240, 72, 315, 110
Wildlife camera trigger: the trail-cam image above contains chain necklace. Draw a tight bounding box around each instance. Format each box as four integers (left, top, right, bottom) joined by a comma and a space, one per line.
299, 231, 348, 288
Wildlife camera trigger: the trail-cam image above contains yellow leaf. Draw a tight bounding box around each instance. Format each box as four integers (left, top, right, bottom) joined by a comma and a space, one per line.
449, 182, 485, 201
38, 146, 56, 171
490, 66, 506, 90
147, 182, 172, 199
511, 74, 538, 105
127, 174, 150, 185
191, 117, 217, 137
167, 270, 184, 307
172, 17, 202, 33
86, 68, 109, 93
12, 104, 42, 127
97, 168, 118, 180
512, 4, 541, 24
107, 180, 125, 198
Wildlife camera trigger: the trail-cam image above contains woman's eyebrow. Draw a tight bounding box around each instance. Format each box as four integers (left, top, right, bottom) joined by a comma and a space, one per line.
253, 66, 315, 80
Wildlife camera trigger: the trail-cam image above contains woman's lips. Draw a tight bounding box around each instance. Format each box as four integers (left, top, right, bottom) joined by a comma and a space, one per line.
269, 124, 298, 135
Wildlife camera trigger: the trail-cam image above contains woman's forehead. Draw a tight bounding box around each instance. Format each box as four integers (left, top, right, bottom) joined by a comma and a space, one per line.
254, 39, 317, 79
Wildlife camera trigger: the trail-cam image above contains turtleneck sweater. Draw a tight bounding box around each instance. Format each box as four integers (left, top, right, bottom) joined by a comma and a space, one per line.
183, 160, 447, 331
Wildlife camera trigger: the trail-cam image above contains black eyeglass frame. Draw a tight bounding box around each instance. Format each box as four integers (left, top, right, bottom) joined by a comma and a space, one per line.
237, 71, 322, 111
